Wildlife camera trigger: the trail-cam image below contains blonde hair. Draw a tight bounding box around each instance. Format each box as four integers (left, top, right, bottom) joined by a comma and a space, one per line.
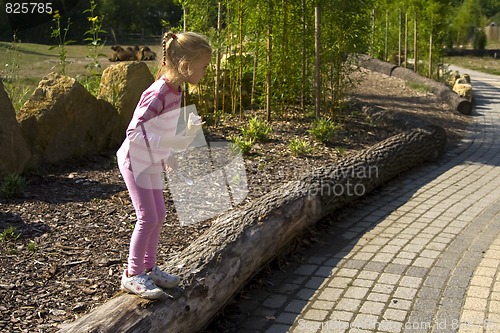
156, 31, 212, 81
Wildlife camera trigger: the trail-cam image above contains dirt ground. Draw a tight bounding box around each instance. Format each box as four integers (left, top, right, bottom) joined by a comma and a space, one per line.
0, 68, 472, 333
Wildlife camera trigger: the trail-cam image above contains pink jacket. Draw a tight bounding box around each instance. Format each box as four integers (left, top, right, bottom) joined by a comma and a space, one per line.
116, 79, 182, 174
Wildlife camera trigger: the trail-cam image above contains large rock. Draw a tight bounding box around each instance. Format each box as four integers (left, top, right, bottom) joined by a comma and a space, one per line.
97, 61, 154, 144
0, 81, 31, 178
17, 73, 118, 167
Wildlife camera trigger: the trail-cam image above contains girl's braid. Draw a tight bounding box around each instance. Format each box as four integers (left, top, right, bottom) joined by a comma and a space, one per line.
161, 35, 167, 67
163, 32, 178, 66
157, 32, 177, 79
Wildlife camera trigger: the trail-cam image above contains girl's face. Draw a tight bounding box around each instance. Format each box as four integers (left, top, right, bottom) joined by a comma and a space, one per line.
184, 53, 211, 85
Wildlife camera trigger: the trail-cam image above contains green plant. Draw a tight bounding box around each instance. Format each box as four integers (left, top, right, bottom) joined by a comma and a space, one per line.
2, 34, 20, 81
27, 240, 37, 252
0, 226, 21, 242
289, 138, 313, 156
4, 81, 31, 112
407, 82, 433, 94
335, 146, 347, 155
78, 0, 107, 96
231, 135, 253, 155
0, 174, 26, 198
49, 10, 75, 75
2, 35, 33, 112
309, 118, 340, 143
241, 116, 273, 142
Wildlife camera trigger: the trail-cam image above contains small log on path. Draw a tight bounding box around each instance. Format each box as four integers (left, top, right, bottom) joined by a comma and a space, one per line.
357, 54, 473, 115
59, 126, 447, 333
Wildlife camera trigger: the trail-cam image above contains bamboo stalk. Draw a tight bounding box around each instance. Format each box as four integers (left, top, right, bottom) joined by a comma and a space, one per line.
314, 6, 321, 119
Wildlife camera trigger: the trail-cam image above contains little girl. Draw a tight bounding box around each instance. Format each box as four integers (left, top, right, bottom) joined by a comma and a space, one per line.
116, 31, 212, 299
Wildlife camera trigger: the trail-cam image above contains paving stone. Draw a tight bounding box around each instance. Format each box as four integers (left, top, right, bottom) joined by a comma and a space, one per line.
316, 287, 343, 302
274, 312, 299, 325
302, 309, 329, 321
393, 287, 418, 300
263, 295, 289, 309
359, 301, 385, 315
335, 298, 362, 312
228, 74, 500, 332
265, 324, 292, 333
285, 300, 309, 314
344, 286, 370, 300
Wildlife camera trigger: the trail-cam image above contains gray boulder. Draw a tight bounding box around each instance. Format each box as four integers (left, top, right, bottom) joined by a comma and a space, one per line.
98, 61, 154, 144
0, 81, 31, 178
18, 72, 118, 167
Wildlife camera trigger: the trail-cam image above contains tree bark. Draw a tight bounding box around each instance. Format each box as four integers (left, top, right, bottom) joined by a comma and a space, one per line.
59, 125, 447, 333
314, 6, 321, 118
214, 2, 222, 118
265, 0, 272, 122
356, 54, 473, 115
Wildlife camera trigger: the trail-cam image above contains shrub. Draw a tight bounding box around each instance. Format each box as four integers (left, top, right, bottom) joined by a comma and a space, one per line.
289, 138, 313, 156
0, 174, 26, 198
474, 29, 487, 50
27, 240, 37, 252
231, 135, 254, 155
241, 116, 273, 142
0, 226, 20, 242
309, 118, 340, 143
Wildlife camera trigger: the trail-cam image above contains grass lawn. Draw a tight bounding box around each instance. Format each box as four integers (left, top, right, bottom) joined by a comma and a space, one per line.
0, 42, 161, 111
444, 55, 500, 76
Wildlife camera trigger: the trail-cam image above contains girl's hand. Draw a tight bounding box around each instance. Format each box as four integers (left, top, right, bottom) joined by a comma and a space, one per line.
185, 113, 205, 136
164, 155, 178, 173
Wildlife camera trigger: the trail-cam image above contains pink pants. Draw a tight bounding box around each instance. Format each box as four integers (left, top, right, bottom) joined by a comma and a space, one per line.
119, 164, 166, 276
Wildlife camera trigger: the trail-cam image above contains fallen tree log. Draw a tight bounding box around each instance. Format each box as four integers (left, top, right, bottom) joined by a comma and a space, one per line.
356, 54, 473, 115
59, 125, 447, 333
356, 54, 398, 77
391, 67, 473, 115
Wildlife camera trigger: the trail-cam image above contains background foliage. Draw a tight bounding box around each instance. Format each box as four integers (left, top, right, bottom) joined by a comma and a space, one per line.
0, 0, 499, 120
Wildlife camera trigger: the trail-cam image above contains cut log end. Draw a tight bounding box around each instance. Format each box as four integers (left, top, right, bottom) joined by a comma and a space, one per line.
457, 100, 473, 115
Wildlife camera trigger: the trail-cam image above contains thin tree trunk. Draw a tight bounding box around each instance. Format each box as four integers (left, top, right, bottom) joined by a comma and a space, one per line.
301, 0, 307, 112
398, 9, 402, 66
266, 0, 272, 122
183, 7, 188, 108
314, 6, 321, 119
413, 11, 418, 73
230, 33, 236, 115
214, 2, 222, 122
404, 12, 408, 68
428, 16, 433, 78
238, 0, 244, 119
222, 44, 228, 114
384, 10, 388, 62
251, 36, 258, 108
371, 9, 375, 57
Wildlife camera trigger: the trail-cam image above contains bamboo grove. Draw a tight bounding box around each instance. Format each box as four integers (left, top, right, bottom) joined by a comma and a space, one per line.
180, 0, 373, 121
175, 0, 497, 122
3, 0, 491, 121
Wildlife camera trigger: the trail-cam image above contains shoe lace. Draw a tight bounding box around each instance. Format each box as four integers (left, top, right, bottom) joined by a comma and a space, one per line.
134, 274, 157, 288
154, 268, 176, 280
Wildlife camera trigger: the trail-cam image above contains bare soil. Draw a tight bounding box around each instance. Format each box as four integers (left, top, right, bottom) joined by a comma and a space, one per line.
0, 68, 471, 333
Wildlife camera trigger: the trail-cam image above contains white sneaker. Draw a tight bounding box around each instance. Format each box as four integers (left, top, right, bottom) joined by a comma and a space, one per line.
147, 266, 180, 289
120, 270, 165, 299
